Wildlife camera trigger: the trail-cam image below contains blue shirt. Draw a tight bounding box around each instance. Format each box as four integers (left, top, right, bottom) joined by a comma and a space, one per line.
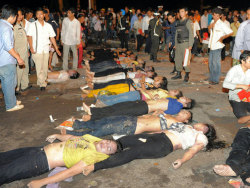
130, 14, 138, 29
164, 98, 183, 115
208, 14, 213, 25
0, 19, 16, 67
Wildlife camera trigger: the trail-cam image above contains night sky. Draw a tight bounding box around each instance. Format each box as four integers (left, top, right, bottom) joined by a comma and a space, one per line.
0, 0, 249, 12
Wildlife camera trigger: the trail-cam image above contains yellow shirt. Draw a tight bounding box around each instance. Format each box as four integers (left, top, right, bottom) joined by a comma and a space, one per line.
63, 134, 109, 168
141, 88, 176, 100
230, 22, 240, 37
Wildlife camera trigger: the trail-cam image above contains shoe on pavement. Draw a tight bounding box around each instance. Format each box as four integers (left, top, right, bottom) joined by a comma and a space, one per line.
7, 104, 24, 112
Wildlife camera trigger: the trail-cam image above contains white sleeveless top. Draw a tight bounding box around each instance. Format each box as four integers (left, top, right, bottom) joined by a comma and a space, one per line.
168, 123, 208, 150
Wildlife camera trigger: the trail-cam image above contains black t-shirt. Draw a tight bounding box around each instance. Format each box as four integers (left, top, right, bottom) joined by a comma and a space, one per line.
47, 18, 59, 36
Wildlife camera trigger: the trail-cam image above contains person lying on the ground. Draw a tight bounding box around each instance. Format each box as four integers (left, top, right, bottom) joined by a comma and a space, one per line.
223, 51, 250, 124
81, 96, 194, 121
81, 79, 134, 98
213, 124, 250, 187
46, 70, 80, 83
80, 123, 225, 176
64, 110, 192, 137
85, 65, 156, 84
84, 59, 122, 73
0, 134, 118, 187
82, 76, 167, 94
95, 89, 182, 107
86, 64, 154, 79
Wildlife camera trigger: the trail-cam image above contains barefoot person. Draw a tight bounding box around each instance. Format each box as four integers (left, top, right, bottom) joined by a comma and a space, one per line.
81, 123, 225, 175
0, 134, 118, 187
64, 110, 192, 137
81, 96, 193, 121
213, 125, 250, 187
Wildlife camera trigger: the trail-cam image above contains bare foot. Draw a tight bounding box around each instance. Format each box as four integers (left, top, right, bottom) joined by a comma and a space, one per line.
82, 114, 91, 121
60, 128, 66, 135
95, 99, 107, 107
82, 102, 92, 115
213, 165, 237, 176
81, 93, 88, 99
82, 89, 90, 94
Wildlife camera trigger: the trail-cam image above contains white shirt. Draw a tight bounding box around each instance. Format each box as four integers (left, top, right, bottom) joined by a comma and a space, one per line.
142, 15, 153, 32
223, 20, 230, 28
27, 20, 55, 54
61, 17, 81, 45
223, 64, 250, 102
24, 19, 30, 33
200, 14, 208, 29
208, 19, 233, 50
193, 21, 200, 38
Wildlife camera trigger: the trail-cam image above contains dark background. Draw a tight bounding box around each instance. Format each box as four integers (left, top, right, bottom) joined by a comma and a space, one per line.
0, 0, 249, 12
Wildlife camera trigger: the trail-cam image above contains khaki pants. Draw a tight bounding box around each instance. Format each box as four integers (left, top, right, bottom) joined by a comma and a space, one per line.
175, 42, 190, 72
16, 55, 29, 90
63, 44, 78, 70
32, 52, 49, 87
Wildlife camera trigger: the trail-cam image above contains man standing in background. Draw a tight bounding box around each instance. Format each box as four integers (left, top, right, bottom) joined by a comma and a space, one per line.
61, 8, 80, 70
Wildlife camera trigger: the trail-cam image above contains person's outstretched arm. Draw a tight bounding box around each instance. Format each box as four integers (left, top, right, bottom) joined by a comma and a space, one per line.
46, 134, 79, 143
27, 161, 87, 188
172, 142, 204, 169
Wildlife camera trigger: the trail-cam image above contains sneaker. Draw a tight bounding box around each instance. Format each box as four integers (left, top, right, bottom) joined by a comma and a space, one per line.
7, 104, 24, 112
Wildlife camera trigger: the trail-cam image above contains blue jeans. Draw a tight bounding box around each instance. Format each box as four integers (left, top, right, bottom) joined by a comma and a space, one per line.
0, 147, 49, 185
98, 91, 141, 106
209, 49, 222, 83
67, 116, 137, 137
0, 64, 17, 110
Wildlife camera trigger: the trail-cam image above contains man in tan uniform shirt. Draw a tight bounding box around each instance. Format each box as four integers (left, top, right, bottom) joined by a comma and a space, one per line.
13, 9, 30, 92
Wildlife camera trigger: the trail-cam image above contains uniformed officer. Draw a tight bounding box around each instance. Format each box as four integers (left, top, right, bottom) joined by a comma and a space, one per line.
148, 12, 163, 62
171, 7, 194, 82
13, 9, 30, 92
118, 9, 130, 50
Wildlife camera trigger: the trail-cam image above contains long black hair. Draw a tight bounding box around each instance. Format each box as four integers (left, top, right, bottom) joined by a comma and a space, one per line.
204, 124, 226, 152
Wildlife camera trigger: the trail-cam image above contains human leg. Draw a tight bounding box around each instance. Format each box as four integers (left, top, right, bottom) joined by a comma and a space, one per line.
213, 48, 222, 83
90, 100, 148, 120
40, 53, 49, 87
78, 46, 83, 68
209, 49, 215, 82
21, 55, 30, 90
62, 44, 70, 70
71, 45, 78, 70
0, 64, 17, 110
0, 147, 49, 185
98, 91, 141, 106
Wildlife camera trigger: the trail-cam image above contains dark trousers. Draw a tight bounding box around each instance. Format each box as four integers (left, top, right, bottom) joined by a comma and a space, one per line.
226, 128, 250, 186
90, 100, 149, 120
0, 147, 49, 185
94, 68, 125, 77
229, 100, 250, 119
93, 78, 131, 90
221, 46, 226, 60
144, 30, 152, 53
68, 116, 137, 137
150, 36, 160, 60
191, 37, 199, 55
136, 34, 144, 52
120, 30, 129, 49
90, 61, 120, 73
